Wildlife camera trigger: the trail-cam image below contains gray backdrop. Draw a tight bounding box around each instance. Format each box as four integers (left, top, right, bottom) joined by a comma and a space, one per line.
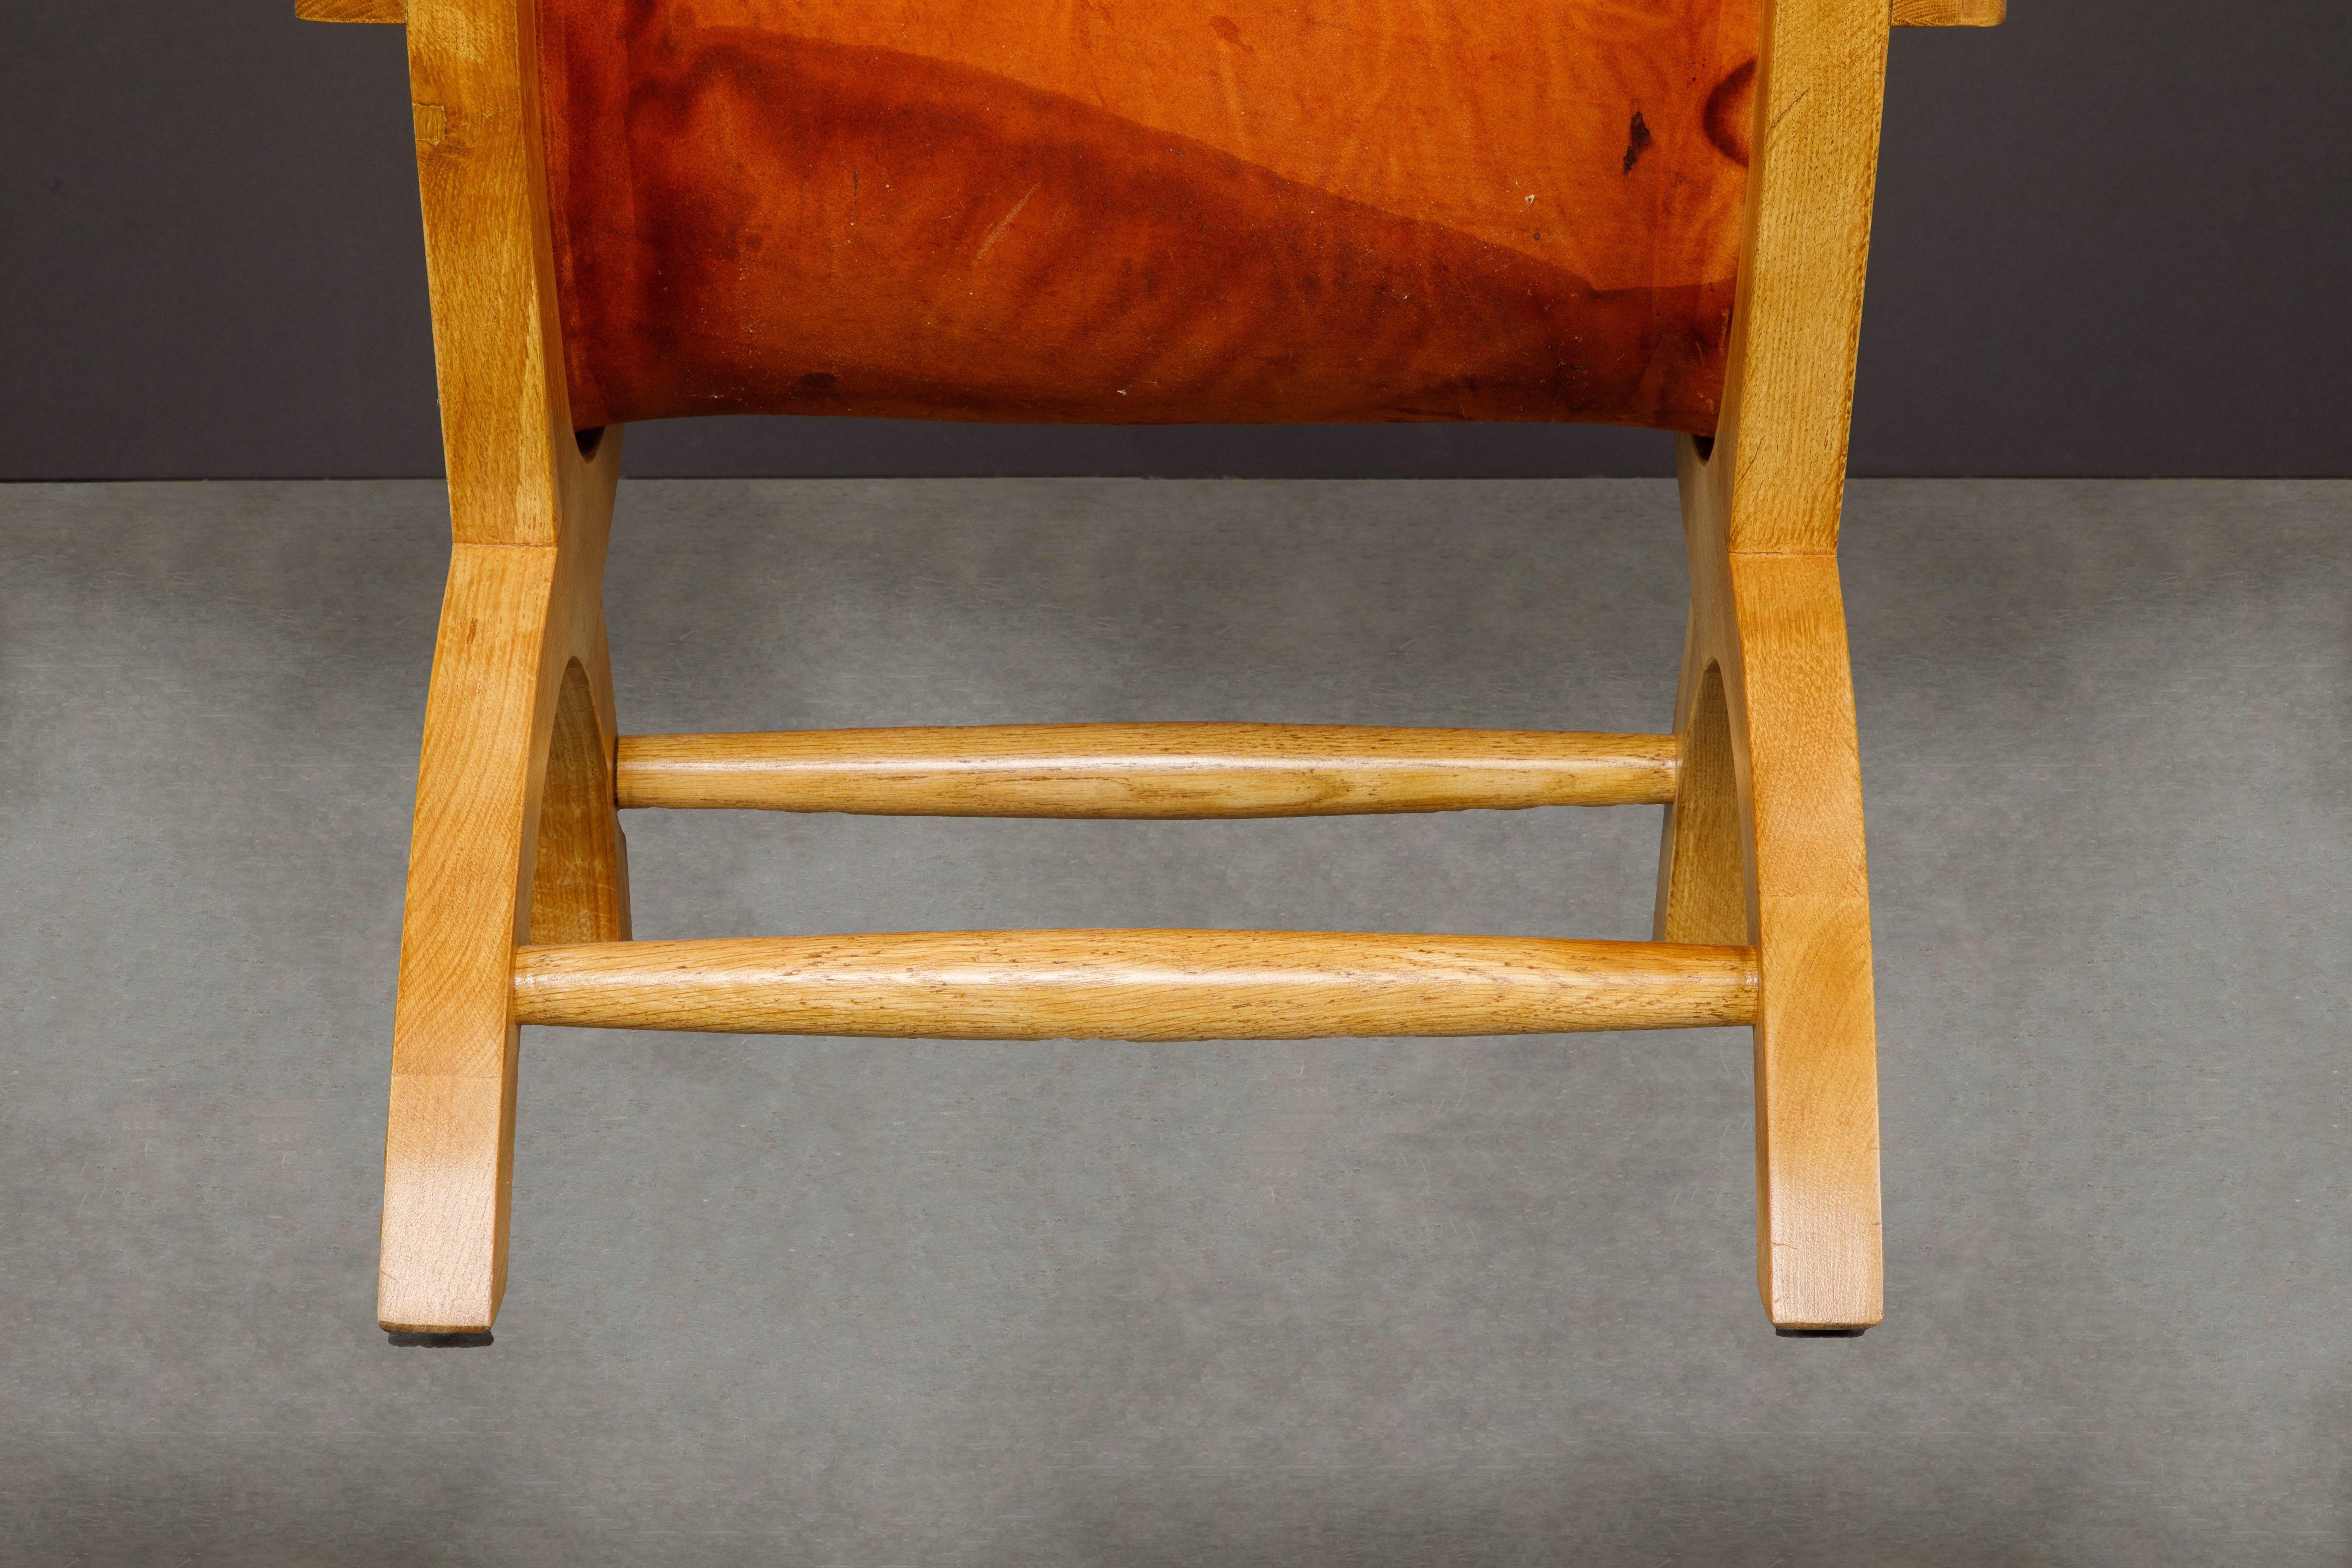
3, 1, 2348, 481
3, 475, 2347, 1562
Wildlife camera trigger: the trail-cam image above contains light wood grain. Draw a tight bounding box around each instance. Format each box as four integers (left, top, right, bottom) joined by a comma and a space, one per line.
405, 0, 582, 545
512, 932, 1760, 1039
297, 0, 405, 20
1892, 0, 2003, 25
1712, 0, 1892, 555
616, 725, 1680, 817
379, 437, 623, 1334
380, 0, 629, 1335
1645, 0, 1894, 1329
1660, 433, 1884, 1332
380, 544, 555, 1335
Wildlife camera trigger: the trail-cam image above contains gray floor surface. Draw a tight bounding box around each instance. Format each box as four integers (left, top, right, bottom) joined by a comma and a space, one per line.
2, 477, 2347, 1564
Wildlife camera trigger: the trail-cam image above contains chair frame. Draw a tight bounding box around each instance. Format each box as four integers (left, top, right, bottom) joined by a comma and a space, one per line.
301, 0, 2003, 1337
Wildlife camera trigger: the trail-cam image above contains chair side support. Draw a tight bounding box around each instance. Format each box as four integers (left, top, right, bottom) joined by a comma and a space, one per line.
1653, 0, 1893, 1332
378, 0, 632, 1336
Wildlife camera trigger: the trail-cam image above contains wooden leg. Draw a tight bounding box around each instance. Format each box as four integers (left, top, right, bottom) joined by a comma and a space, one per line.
378, 439, 624, 1335
1667, 435, 1883, 1332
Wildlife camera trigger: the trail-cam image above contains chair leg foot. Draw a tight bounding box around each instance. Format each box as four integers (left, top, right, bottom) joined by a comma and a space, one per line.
386, 1331, 497, 1348
380, 1050, 520, 1333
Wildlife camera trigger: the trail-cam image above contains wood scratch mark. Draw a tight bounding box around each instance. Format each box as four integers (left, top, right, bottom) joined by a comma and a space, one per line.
1770, 86, 1814, 137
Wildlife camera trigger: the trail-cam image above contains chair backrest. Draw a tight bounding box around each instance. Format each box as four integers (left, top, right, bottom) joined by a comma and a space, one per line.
535, 0, 1758, 435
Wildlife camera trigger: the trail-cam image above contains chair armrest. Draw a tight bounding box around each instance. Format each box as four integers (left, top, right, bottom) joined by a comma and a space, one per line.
1893, 0, 2004, 24
296, 0, 405, 21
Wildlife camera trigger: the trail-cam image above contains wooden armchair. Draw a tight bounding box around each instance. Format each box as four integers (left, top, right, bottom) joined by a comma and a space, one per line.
301, 0, 2001, 1339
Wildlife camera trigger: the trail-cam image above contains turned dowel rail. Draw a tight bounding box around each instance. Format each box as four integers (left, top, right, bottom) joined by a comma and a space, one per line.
615, 724, 1681, 818
511, 930, 1758, 1039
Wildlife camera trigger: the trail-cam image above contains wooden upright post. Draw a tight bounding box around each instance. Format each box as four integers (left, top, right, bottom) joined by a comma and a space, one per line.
377, 0, 627, 1334
1655, 0, 1892, 1331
